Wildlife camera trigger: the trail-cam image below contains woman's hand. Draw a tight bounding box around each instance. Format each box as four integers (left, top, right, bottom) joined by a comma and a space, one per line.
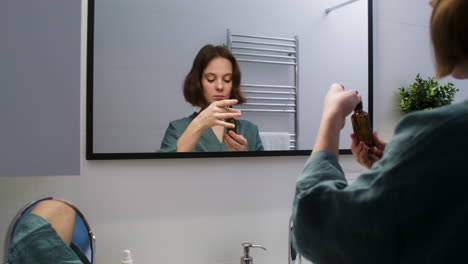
322, 83, 361, 128
223, 131, 248, 151
176, 99, 240, 152
312, 83, 360, 157
194, 99, 241, 131
350, 131, 387, 169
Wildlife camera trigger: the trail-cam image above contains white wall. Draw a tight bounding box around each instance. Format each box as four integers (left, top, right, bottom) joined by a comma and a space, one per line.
0, 0, 81, 177
1, 1, 468, 264
373, 1, 467, 140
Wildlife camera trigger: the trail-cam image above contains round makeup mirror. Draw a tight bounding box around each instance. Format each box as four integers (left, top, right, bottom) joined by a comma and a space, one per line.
5, 197, 95, 264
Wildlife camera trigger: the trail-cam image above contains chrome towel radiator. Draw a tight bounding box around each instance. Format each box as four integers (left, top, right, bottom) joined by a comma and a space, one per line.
227, 29, 299, 150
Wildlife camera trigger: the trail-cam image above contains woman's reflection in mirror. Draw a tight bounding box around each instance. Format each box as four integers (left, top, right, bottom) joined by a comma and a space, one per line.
8, 199, 90, 264
158, 44, 264, 152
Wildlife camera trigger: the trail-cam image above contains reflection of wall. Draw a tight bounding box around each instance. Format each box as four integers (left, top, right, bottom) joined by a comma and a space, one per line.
93, 0, 368, 153
4, 1, 468, 264
0, 0, 80, 176
373, 1, 468, 140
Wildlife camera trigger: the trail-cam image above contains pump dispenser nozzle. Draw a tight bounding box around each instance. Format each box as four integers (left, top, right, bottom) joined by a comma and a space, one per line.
240, 243, 267, 264
121, 249, 133, 264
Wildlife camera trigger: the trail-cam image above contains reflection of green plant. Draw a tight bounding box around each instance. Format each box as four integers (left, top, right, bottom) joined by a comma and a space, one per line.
397, 74, 459, 114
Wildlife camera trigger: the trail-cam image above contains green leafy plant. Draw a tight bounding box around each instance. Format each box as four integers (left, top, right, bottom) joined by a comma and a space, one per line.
397, 74, 459, 113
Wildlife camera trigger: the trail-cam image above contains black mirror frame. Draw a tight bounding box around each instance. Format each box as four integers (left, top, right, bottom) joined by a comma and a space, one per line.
86, 0, 373, 160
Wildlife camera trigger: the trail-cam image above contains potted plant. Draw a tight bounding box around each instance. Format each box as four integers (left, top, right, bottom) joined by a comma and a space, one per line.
397, 74, 459, 114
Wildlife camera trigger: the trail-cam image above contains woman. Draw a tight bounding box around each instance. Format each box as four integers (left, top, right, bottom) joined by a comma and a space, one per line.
159, 44, 264, 152
292, 0, 468, 263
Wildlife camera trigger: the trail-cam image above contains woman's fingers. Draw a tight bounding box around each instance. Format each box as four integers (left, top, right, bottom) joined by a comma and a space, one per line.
216, 112, 241, 120
223, 132, 247, 151
358, 142, 369, 161
325, 84, 361, 119
351, 133, 385, 169
371, 147, 384, 159
210, 101, 241, 119
372, 131, 387, 150
215, 120, 236, 128
350, 134, 357, 149
223, 135, 234, 149
197, 101, 242, 129
330, 83, 345, 92
356, 142, 373, 169
350, 133, 361, 155
223, 106, 241, 113
369, 154, 381, 164
227, 131, 247, 145
214, 99, 239, 107
359, 149, 374, 169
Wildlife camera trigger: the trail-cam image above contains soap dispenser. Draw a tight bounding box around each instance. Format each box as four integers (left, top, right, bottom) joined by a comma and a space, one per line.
240, 242, 267, 264
121, 249, 133, 264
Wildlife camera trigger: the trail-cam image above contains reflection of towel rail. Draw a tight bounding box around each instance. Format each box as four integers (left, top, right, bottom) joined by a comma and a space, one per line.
244, 90, 296, 95
240, 109, 296, 113
244, 103, 296, 107
228, 29, 299, 149
290, 134, 296, 150
232, 46, 296, 54
243, 84, 296, 89
233, 40, 296, 48
231, 33, 295, 42
237, 59, 296, 65
247, 96, 294, 101
235, 52, 296, 60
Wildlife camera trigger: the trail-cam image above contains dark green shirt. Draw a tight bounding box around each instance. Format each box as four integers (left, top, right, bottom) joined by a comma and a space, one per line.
292, 101, 468, 264
9, 214, 89, 264
158, 112, 264, 152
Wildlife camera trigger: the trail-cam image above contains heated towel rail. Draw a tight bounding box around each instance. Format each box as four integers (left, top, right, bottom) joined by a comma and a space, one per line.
227, 29, 299, 150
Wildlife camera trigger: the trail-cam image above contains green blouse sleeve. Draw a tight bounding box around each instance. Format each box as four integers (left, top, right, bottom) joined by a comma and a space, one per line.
9, 214, 85, 264
158, 122, 179, 152
253, 128, 264, 151
292, 150, 398, 263
239, 120, 264, 151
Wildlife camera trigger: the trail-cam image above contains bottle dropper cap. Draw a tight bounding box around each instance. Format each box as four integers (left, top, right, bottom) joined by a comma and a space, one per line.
354, 91, 363, 111
121, 249, 133, 264
355, 101, 363, 111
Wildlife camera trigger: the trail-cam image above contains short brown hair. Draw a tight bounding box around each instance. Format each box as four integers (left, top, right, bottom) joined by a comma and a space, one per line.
183, 45, 246, 107
431, 0, 468, 78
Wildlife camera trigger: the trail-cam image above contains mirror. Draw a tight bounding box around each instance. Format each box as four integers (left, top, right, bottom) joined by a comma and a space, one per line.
5, 197, 95, 264
87, 0, 373, 159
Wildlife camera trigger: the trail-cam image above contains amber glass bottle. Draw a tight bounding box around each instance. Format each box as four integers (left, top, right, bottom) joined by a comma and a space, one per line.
351, 101, 374, 148
225, 117, 237, 134
225, 106, 237, 134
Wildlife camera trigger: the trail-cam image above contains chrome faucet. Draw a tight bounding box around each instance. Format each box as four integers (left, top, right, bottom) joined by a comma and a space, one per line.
288, 215, 301, 264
